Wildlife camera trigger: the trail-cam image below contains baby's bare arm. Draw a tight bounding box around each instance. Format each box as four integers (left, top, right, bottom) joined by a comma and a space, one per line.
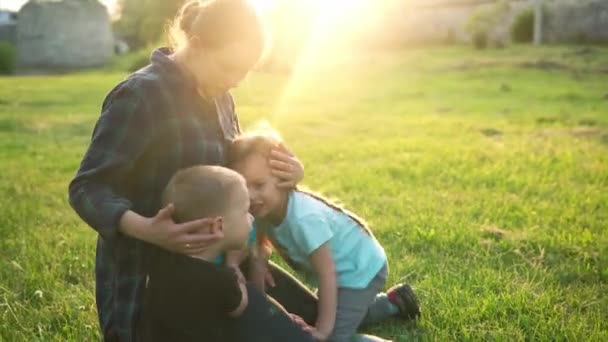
226, 249, 249, 267
228, 282, 248, 317
249, 254, 267, 291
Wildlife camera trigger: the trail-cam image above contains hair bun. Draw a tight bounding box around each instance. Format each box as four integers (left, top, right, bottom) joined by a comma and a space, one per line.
179, 1, 202, 36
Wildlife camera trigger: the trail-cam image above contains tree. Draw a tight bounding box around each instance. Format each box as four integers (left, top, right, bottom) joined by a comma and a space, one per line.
533, 0, 543, 45
114, 0, 185, 48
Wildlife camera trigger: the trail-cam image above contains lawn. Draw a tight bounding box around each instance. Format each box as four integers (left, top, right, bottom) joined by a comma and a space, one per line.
0, 45, 607, 341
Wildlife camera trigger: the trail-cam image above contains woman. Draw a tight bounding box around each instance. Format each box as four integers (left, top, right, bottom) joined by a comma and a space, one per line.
68, 1, 306, 340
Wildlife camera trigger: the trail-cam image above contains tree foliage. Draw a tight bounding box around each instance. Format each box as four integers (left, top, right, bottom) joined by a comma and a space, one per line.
114, 0, 186, 48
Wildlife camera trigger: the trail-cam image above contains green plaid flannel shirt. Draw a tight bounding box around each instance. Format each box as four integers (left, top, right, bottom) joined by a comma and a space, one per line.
68, 48, 241, 341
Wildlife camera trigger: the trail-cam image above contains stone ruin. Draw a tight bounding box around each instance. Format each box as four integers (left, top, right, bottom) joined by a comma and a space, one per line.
376, 0, 608, 46
16, 0, 113, 73
543, 0, 608, 44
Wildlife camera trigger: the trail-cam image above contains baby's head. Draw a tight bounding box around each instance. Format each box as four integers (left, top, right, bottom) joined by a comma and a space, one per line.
162, 165, 252, 250
228, 133, 288, 220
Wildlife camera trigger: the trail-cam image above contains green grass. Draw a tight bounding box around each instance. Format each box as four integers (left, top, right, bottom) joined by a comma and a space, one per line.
1, 45, 607, 341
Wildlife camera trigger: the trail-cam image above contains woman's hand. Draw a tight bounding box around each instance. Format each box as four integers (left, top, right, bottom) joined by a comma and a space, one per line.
119, 204, 222, 255
270, 142, 304, 188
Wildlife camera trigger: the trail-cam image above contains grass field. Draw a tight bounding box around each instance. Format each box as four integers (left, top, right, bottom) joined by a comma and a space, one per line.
1, 45, 607, 341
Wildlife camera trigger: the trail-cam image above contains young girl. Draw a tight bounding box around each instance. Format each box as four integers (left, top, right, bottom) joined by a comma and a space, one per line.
229, 133, 420, 342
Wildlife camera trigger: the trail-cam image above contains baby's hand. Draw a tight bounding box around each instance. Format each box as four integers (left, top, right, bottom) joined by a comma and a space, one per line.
289, 313, 313, 332
264, 264, 276, 289
307, 327, 329, 341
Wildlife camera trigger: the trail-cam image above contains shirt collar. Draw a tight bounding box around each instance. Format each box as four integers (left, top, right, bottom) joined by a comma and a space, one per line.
149, 47, 198, 91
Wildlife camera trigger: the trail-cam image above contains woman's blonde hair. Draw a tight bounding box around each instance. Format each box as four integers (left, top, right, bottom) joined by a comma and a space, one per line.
169, 0, 265, 54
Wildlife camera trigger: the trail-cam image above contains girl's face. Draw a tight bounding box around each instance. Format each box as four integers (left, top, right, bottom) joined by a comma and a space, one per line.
190, 42, 260, 98
233, 154, 286, 221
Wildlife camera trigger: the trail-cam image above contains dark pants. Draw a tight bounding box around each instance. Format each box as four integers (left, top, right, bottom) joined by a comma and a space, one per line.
230, 283, 314, 342
138, 282, 313, 342
239, 260, 320, 324
264, 262, 319, 325
254, 263, 392, 342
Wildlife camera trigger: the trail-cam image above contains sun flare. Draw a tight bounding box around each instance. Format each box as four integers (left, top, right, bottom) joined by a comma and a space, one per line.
248, 0, 378, 122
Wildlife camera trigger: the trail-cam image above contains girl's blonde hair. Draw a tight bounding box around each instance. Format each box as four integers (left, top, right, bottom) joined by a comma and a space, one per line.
228, 131, 282, 168
228, 132, 374, 240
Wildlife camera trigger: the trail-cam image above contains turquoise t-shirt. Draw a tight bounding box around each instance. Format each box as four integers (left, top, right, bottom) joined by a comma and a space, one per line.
256, 191, 387, 289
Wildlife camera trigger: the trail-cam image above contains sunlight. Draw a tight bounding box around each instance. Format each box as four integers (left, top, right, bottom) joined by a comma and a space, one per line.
264, 0, 376, 122
248, 0, 275, 14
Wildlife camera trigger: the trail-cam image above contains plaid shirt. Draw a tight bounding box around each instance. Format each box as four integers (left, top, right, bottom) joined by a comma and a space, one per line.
68, 48, 241, 341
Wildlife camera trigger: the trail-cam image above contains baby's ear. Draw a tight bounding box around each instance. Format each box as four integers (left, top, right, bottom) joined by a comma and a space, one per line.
211, 216, 224, 234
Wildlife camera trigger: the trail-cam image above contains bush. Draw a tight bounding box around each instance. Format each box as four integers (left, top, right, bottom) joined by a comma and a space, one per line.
445, 29, 458, 45
114, 0, 183, 49
465, 0, 510, 49
128, 50, 151, 72
511, 9, 534, 43
473, 32, 488, 49
573, 32, 590, 45
108, 47, 153, 73
0, 42, 16, 75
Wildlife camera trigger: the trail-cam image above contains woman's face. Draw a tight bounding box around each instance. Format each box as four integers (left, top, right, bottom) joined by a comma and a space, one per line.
192, 42, 261, 98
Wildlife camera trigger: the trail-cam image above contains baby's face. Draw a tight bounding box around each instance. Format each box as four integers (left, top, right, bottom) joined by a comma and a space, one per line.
222, 179, 253, 249
232, 154, 284, 220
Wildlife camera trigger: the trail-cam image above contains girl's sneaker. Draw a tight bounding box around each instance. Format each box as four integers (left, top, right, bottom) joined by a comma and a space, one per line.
386, 284, 420, 321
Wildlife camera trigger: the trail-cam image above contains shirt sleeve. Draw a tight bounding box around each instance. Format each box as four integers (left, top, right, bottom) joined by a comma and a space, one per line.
68, 81, 155, 241
289, 214, 334, 256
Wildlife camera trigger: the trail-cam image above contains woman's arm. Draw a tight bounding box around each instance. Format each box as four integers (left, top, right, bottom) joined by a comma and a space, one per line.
68, 83, 152, 241
68, 83, 218, 254
309, 243, 337, 341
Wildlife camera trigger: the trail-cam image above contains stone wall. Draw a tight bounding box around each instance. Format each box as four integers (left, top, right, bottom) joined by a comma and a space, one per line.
397, 2, 532, 44
17, 0, 113, 72
543, 0, 608, 43
386, 0, 608, 45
